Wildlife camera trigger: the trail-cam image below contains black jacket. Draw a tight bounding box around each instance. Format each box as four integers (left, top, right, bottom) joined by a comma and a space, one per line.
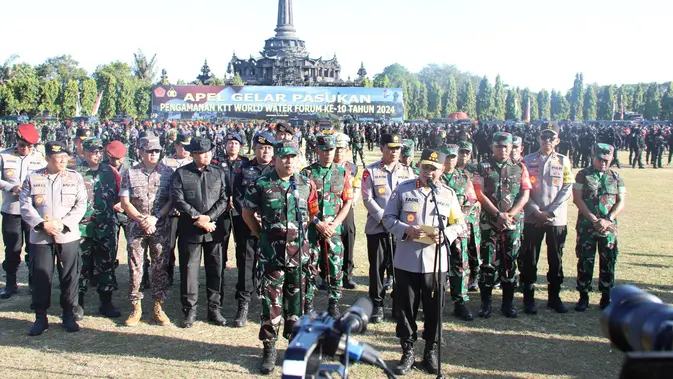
171, 162, 228, 243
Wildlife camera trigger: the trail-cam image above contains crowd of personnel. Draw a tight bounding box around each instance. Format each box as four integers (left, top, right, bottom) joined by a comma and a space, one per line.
0, 118, 633, 375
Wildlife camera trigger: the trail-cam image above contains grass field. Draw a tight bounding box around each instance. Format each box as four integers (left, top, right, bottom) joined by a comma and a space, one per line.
0, 149, 672, 379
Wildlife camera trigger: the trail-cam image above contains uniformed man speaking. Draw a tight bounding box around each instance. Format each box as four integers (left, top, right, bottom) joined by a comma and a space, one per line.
383, 148, 465, 375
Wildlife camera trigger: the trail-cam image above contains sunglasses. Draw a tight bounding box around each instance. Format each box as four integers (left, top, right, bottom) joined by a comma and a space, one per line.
145, 150, 162, 154
540, 135, 556, 141
88, 150, 103, 155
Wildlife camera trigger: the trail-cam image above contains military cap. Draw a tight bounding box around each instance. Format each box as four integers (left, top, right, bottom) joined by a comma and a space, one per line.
401, 140, 415, 158
176, 133, 192, 146
17, 123, 39, 144
380, 133, 402, 148
76, 128, 93, 140
317, 135, 336, 150
105, 140, 127, 159
458, 141, 473, 152
512, 136, 523, 147
593, 143, 614, 160
226, 132, 243, 144
541, 122, 560, 135
139, 136, 162, 151
442, 144, 459, 157
274, 140, 300, 157
419, 148, 446, 170
254, 132, 276, 146
492, 132, 513, 145
82, 137, 104, 151
45, 141, 71, 156
185, 137, 212, 153
334, 133, 350, 148
276, 121, 293, 134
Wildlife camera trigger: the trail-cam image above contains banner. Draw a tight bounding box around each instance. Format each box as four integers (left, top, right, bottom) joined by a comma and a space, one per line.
151, 85, 404, 121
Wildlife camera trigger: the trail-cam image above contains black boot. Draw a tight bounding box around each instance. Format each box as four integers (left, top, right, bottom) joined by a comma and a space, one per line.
260, 339, 277, 375
501, 282, 517, 318
575, 292, 589, 312
73, 292, 85, 321
28, 314, 49, 336
343, 276, 357, 289
371, 302, 384, 323
547, 284, 568, 313
383, 275, 393, 291
422, 342, 439, 374
478, 287, 492, 318
453, 302, 474, 321
234, 300, 249, 327
62, 312, 80, 333
394, 341, 415, 375
98, 292, 121, 318
467, 272, 479, 292
523, 285, 537, 315
207, 309, 227, 326
181, 308, 197, 328
303, 298, 314, 315
599, 292, 611, 310
328, 298, 340, 318
0, 272, 18, 299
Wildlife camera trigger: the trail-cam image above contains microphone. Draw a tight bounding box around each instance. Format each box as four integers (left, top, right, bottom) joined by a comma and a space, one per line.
289, 175, 299, 196
334, 335, 382, 367
335, 297, 373, 334
427, 179, 439, 194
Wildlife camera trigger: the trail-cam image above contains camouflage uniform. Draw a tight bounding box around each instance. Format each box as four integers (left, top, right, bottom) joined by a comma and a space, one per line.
120, 161, 174, 301
457, 142, 481, 285
243, 166, 318, 341
301, 159, 353, 302
574, 156, 625, 296
351, 131, 366, 166
77, 140, 121, 296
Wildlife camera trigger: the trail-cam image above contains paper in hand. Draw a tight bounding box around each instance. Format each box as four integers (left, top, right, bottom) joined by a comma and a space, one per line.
413, 225, 437, 245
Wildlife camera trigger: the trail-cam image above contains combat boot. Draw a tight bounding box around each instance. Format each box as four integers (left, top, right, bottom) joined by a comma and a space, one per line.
575, 292, 589, 312
523, 285, 537, 315
327, 298, 340, 318
501, 282, 517, 318
599, 292, 611, 310
181, 309, 197, 328
62, 312, 80, 333
383, 275, 393, 291
73, 292, 85, 321
234, 300, 249, 327
207, 308, 227, 326
125, 300, 142, 326
260, 339, 277, 375
98, 292, 121, 318
394, 340, 415, 375
0, 272, 18, 299
422, 342, 439, 374
153, 300, 171, 326
303, 298, 315, 315
467, 272, 479, 292
453, 302, 474, 321
28, 314, 49, 336
547, 284, 568, 313
478, 287, 492, 318
371, 302, 384, 324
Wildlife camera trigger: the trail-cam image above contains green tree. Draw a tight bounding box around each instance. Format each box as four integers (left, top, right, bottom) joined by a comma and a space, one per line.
80, 78, 97, 115
530, 93, 539, 120
94, 61, 133, 90
36, 55, 87, 85
38, 79, 60, 114
427, 82, 443, 117
537, 89, 551, 119
551, 90, 570, 120
99, 74, 117, 119
505, 89, 520, 120
476, 76, 494, 121
643, 82, 662, 120
631, 84, 645, 113
373, 74, 391, 88
210, 77, 224, 86
570, 73, 584, 120
61, 80, 79, 118
134, 83, 151, 119
598, 85, 616, 120
117, 77, 136, 117
660, 82, 673, 120
362, 77, 373, 88
7, 63, 40, 115
132, 49, 158, 83
441, 74, 458, 117
374, 63, 412, 87
0, 54, 19, 84
583, 86, 598, 121
417, 81, 428, 118
458, 80, 476, 119
231, 72, 244, 86
493, 74, 506, 120
0, 84, 19, 115
521, 88, 532, 121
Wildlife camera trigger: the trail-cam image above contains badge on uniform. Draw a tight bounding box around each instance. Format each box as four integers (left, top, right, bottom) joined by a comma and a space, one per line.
553, 178, 560, 186
35, 195, 44, 205
550, 165, 563, 178
5, 169, 14, 177
406, 213, 416, 222
377, 187, 386, 195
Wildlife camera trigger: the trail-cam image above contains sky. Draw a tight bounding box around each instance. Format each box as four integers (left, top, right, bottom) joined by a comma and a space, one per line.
2, 0, 671, 92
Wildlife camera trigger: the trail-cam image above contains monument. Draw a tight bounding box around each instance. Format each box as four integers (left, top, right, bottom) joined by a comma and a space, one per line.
227, 0, 366, 87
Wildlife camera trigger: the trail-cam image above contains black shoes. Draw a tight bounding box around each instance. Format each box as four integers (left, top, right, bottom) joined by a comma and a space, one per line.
422, 343, 439, 374
327, 299, 340, 318
523, 286, 538, 315
453, 303, 474, 321
371, 304, 384, 323
62, 313, 80, 333
98, 292, 121, 318
181, 309, 197, 328
394, 342, 415, 375
343, 277, 357, 289
234, 300, 249, 327
383, 275, 393, 291
0, 272, 18, 299
260, 339, 277, 375
74, 292, 85, 321
303, 298, 315, 315
207, 309, 227, 326
547, 284, 568, 313
575, 292, 589, 312
599, 292, 611, 310
501, 282, 517, 318
28, 316, 49, 336
478, 287, 492, 318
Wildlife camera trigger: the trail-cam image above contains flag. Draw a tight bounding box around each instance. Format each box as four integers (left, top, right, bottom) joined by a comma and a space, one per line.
75, 92, 82, 117
612, 99, 616, 121
92, 91, 103, 116
514, 96, 520, 121
525, 97, 531, 123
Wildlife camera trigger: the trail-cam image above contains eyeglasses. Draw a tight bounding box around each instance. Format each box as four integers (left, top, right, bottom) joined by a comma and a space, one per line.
89, 150, 103, 155
540, 135, 556, 142
145, 150, 161, 154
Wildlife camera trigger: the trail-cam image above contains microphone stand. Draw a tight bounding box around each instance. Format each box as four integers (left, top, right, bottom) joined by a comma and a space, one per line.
428, 180, 453, 379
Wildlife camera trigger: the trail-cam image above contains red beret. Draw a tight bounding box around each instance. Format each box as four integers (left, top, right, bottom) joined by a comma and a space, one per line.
17, 123, 39, 144
105, 140, 127, 159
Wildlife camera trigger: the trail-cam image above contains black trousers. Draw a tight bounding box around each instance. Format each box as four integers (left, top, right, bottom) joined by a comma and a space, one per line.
366, 232, 395, 304
395, 268, 444, 344
178, 239, 223, 312
341, 208, 356, 280
30, 241, 80, 315
520, 224, 567, 286
632, 148, 644, 168
2, 212, 30, 274
219, 215, 232, 297
167, 216, 179, 271
233, 215, 257, 302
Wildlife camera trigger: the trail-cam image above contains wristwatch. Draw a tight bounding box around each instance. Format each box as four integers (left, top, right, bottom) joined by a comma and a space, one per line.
313, 217, 320, 225
155, 211, 162, 220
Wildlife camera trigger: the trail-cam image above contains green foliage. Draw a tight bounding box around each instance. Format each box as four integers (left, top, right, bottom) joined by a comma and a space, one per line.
644, 82, 662, 120
551, 90, 570, 120
660, 82, 673, 120
493, 74, 506, 120
631, 84, 645, 114
361, 77, 373, 88
373, 74, 391, 88
134, 83, 151, 119
521, 88, 531, 121
529, 94, 539, 120
458, 80, 476, 119
231, 72, 244, 86
0, 84, 19, 115
476, 76, 493, 121
36, 55, 87, 85
441, 74, 458, 117
427, 82, 443, 117
94, 61, 133, 90
99, 74, 117, 119
537, 89, 550, 119
132, 49, 158, 83
210, 77, 225, 86
38, 79, 60, 114
598, 85, 616, 120
570, 73, 584, 120
61, 80, 79, 118
81, 78, 97, 116
583, 86, 598, 121
505, 89, 520, 120
117, 77, 136, 117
